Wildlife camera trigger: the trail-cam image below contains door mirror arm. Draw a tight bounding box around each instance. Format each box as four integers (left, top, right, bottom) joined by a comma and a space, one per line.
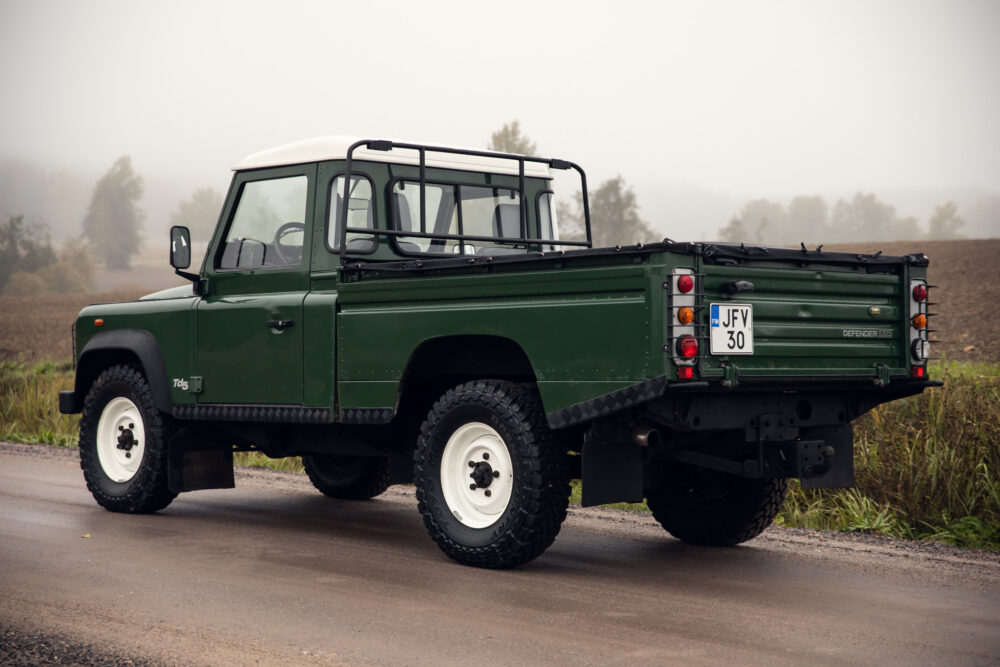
169, 225, 207, 295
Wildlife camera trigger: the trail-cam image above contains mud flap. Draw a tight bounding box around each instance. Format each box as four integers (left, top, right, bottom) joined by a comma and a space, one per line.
167, 425, 236, 493
581, 431, 644, 507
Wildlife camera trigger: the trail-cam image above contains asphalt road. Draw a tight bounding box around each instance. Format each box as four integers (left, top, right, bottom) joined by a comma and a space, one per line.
2, 442, 998, 666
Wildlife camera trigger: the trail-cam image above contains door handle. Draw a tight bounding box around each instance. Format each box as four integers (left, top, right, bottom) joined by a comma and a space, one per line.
266, 319, 294, 331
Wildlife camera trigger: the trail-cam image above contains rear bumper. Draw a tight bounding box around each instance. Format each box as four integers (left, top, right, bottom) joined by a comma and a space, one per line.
547, 375, 942, 430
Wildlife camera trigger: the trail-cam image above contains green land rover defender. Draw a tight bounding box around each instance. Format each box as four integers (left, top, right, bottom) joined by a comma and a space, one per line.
59, 137, 939, 568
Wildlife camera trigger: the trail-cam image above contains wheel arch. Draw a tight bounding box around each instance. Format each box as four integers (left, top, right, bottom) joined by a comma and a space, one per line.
75, 329, 172, 413
397, 334, 536, 411
386, 335, 538, 451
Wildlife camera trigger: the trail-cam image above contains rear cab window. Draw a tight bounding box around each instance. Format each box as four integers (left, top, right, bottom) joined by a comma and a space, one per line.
391, 180, 527, 256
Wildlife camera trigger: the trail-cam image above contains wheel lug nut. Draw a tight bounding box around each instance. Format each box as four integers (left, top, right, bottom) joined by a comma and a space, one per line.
468, 461, 475, 467
493, 470, 500, 478
129, 423, 134, 429
469, 483, 477, 491
484, 489, 492, 497
125, 452, 131, 458
482, 452, 489, 460
118, 425, 124, 431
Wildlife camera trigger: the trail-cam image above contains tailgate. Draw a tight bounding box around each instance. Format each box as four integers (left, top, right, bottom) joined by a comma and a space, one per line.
698, 263, 906, 379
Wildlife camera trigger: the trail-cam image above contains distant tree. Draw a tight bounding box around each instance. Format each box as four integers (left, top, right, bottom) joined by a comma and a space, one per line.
559, 175, 656, 247
170, 187, 223, 242
82, 156, 144, 268
718, 199, 790, 244
0, 214, 57, 291
488, 120, 537, 156
830, 193, 900, 242
787, 196, 829, 242
928, 202, 965, 239
718, 216, 748, 242
963, 194, 1000, 239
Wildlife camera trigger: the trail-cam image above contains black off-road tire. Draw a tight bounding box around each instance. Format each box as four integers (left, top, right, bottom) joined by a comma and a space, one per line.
414, 380, 570, 569
78, 365, 177, 513
302, 454, 391, 500
645, 462, 787, 546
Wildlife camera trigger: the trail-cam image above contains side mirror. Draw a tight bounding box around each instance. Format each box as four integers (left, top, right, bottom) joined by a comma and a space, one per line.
170, 226, 192, 269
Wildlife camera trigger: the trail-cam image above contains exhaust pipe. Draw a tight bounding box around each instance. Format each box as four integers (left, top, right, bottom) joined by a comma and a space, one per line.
634, 428, 661, 448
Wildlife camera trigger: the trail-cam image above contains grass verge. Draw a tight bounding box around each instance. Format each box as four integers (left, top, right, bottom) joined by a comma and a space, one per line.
2, 360, 996, 549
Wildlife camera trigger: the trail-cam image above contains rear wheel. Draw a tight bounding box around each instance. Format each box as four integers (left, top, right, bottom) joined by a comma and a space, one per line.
414, 380, 570, 569
302, 454, 390, 500
645, 462, 787, 546
79, 365, 177, 513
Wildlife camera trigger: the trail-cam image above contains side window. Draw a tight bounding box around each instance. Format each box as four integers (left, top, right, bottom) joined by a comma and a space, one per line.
218, 175, 307, 269
328, 175, 377, 252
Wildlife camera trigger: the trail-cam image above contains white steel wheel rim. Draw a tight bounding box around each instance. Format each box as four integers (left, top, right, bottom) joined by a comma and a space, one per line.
439, 422, 514, 529
96, 397, 145, 483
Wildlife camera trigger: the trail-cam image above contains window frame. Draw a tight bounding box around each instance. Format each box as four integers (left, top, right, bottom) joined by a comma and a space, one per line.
535, 188, 560, 251
323, 171, 379, 255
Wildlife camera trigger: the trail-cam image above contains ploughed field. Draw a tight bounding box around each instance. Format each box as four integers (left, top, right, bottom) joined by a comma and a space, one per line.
1, 238, 996, 363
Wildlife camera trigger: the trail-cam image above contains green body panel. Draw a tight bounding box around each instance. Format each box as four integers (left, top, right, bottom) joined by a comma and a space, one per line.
302, 286, 338, 410
75, 296, 198, 405
336, 259, 663, 414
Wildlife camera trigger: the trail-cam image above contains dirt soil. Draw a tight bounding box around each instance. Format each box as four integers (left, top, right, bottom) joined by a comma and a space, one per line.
1, 238, 996, 363
0, 291, 145, 363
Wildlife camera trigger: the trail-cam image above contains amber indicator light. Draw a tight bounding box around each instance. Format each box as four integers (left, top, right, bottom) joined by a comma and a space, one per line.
677, 306, 694, 324
911, 313, 927, 329
94, 318, 104, 327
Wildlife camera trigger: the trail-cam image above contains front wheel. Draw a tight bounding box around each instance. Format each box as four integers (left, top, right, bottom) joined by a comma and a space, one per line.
645, 462, 787, 546
79, 365, 177, 513
414, 381, 570, 568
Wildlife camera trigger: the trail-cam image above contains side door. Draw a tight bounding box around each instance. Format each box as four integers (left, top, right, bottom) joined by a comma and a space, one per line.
195, 164, 315, 405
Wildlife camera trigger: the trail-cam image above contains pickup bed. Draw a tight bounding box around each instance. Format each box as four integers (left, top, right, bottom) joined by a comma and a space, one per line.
60, 137, 938, 567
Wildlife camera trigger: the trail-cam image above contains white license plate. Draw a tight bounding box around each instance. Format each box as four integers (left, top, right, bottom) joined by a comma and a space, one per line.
710, 303, 754, 355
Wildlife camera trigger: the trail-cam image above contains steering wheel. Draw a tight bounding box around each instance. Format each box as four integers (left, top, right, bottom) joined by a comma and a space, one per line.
272, 221, 305, 264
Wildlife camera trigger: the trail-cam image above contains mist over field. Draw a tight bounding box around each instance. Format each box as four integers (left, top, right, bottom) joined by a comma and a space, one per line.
1, 0, 998, 279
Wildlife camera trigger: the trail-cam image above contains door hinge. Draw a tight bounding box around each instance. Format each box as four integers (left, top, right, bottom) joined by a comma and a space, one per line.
189, 376, 203, 394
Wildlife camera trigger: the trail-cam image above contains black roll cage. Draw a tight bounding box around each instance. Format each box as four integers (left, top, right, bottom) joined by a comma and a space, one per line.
337, 139, 592, 262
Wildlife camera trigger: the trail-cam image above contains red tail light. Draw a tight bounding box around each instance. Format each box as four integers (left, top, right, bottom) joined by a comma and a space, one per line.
677, 366, 694, 380
912, 284, 927, 302
912, 367, 925, 378
676, 335, 698, 358
677, 274, 694, 294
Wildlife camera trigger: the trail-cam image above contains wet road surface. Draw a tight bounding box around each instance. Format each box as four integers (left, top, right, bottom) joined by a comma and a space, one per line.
2, 442, 998, 665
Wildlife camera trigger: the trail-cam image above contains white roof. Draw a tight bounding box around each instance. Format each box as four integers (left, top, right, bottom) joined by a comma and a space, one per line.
234, 135, 553, 178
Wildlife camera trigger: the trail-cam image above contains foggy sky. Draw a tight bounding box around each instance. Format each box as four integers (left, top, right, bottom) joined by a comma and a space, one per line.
1, 0, 998, 239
